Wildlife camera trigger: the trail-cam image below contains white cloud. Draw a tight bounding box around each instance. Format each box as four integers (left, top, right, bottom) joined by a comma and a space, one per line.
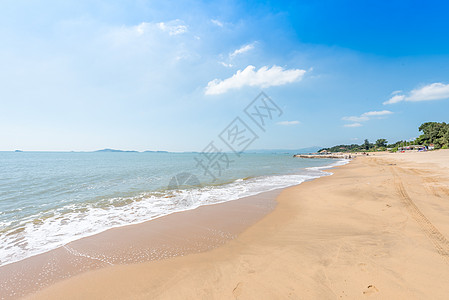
134, 22, 149, 35
133, 20, 188, 36
219, 61, 233, 68
384, 83, 449, 105
277, 120, 300, 126
205, 65, 306, 95
408, 83, 449, 101
211, 19, 223, 27
230, 43, 255, 58
362, 110, 394, 117
217, 43, 255, 69
344, 123, 362, 128
383, 94, 405, 105
156, 20, 187, 36
391, 90, 402, 95
342, 110, 393, 126
109, 20, 189, 44
342, 115, 367, 122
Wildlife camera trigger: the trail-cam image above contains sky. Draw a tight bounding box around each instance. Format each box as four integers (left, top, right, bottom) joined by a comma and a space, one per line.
1, 0, 449, 151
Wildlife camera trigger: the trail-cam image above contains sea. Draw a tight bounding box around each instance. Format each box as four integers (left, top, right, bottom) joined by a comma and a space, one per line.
0, 151, 347, 267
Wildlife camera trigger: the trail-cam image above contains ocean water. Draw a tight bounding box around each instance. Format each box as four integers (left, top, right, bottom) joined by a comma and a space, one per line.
0, 151, 346, 267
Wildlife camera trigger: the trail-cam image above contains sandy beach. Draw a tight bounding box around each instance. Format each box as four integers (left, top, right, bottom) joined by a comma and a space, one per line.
20, 150, 449, 299
2, 1, 449, 299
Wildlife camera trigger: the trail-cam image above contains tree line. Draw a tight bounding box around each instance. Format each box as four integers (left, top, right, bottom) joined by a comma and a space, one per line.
319, 122, 449, 153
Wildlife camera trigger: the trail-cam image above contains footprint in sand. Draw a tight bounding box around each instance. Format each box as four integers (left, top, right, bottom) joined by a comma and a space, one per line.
358, 262, 367, 272
363, 284, 379, 295
233, 282, 243, 298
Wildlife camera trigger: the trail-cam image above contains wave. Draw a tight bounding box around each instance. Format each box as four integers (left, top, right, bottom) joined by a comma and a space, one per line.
0, 159, 348, 267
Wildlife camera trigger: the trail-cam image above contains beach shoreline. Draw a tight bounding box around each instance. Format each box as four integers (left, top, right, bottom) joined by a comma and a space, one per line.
1, 158, 344, 299
22, 149, 449, 299
0, 152, 338, 271
2, 150, 449, 299
0, 155, 345, 299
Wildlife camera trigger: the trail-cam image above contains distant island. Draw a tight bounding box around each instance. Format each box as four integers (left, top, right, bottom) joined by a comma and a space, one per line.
94, 149, 169, 153
143, 150, 169, 153
94, 149, 139, 153
92, 148, 320, 154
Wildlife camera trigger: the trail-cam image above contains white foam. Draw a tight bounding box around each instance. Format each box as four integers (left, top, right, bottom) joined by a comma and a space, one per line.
0, 160, 344, 267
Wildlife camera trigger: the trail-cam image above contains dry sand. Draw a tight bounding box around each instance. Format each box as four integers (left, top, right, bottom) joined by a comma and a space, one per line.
26, 150, 449, 299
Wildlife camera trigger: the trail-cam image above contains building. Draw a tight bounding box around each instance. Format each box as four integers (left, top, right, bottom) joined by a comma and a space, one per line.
398, 145, 426, 151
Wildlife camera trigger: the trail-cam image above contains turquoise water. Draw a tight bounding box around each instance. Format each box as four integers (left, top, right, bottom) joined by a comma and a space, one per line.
0, 151, 343, 266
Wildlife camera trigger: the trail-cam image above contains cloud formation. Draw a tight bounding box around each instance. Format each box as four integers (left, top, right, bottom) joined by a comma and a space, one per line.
343, 123, 362, 128
363, 110, 394, 117
384, 94, 405, 105
130, 20, 188, 36
211, 19, 223, 27
109, 20, 190, 46
384, 83, 449, 104
342, 110, 393, 127
156, 20, 188, 35
230, 43, 255, 58
205, 65, 306, 95
277, 120, 300, 126
219, 61, 233, 68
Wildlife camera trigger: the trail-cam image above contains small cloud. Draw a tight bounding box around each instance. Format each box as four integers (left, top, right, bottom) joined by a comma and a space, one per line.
342, 110, 393, 126
107, 21, 190, 46
116, 20, 188, 39
384, 82, 449, 105
391, 90, 402, 95
343, 110, 393, 122
230, 43, 255, 58
211, 19, 223, 27
383, 94, 405, 105
343, 116, 366, 122
277, 120, 300, 126
219, 61, 233, 68
344, 123, 362, 128
157, 20, 187, 35
216, 42, 256, 70
134, 22, 149, 35
205, 65, 306, 95
362, 110, 394, 117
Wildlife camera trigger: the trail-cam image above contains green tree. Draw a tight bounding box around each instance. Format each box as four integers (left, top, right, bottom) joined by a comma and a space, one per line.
375, 139, 388, 148
417, 122, 449, 148
363, 139, 370, 150
318, 122, 449, 153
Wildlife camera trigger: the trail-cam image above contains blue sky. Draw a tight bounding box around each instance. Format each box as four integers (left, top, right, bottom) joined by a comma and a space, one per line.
1, 0, 449, 151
